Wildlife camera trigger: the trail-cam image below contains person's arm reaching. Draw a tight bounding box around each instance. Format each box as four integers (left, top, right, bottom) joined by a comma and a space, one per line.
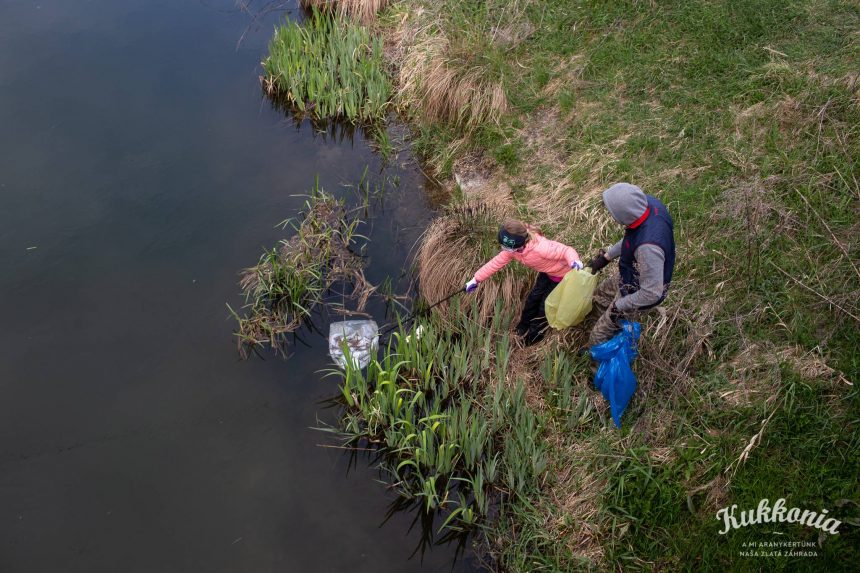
588, 240, 621, 272
564, 244, 583, 269
614, 244, 665, 312
474, 250, 515, 283
606, 239, 623, 260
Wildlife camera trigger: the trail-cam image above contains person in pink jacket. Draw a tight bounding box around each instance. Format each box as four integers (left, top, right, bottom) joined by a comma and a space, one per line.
465, 220, 583, 345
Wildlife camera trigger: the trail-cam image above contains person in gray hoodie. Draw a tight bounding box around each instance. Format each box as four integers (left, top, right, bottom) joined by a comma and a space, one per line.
587, 183, 676, 345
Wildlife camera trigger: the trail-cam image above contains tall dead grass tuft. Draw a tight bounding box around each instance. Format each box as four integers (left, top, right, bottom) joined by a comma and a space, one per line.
399, 31, 508, 129
416, 202, 530, 323
299, 0, 389, 23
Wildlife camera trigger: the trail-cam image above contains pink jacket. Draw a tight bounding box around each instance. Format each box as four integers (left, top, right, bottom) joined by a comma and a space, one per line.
474, 234, 581, 282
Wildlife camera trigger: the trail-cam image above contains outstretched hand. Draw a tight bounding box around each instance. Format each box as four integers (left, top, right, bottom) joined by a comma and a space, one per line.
587, 250, 610, 272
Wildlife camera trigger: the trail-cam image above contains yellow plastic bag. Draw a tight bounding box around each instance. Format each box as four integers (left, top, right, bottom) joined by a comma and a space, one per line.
545, 268, 599, 329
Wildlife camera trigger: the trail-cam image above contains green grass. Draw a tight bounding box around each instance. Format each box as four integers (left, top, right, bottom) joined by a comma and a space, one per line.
304, 0, 860, 569
599, 374, 860, 571
262, 10, 390, 123
325, 301, 550, 534
496, 1, 859, 569
385, 0, 860, 570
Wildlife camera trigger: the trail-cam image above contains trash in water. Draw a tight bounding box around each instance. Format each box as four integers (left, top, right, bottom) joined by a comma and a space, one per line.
329, 320, 379, 370
405, 324, 424, 343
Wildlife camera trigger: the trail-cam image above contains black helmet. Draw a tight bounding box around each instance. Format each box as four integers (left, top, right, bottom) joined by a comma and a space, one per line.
498, 226, 527, 250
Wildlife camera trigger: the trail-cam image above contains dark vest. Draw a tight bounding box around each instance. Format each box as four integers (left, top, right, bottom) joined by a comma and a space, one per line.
619, 195, 675, 309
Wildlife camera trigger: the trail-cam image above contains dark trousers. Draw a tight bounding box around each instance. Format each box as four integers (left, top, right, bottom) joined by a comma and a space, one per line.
516, 273, 558, 343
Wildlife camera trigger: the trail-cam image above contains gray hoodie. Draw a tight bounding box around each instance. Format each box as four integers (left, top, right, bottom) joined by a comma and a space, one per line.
602, 183, 667, 312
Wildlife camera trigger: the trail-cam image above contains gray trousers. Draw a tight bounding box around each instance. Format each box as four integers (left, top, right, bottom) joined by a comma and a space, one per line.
588, 273, 653, 346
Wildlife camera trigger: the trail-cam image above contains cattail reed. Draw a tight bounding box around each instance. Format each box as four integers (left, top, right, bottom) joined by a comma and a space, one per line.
325, 300, 549, 535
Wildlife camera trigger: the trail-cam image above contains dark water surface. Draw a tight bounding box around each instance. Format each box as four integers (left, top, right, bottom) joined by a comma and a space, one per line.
0, 1, 477, 571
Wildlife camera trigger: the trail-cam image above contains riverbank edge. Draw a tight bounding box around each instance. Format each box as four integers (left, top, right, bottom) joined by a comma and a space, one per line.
279, 2, 860, 571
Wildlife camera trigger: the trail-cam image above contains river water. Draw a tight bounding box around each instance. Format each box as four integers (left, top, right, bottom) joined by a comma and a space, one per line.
0, 1, 479, 571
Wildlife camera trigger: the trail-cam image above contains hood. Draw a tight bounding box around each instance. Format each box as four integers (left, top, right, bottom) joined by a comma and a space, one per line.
602, 183, 648, 226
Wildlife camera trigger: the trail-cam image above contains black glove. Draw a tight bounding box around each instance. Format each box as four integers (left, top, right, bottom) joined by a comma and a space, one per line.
588, 250, 610, 273
609, 302, 622, 324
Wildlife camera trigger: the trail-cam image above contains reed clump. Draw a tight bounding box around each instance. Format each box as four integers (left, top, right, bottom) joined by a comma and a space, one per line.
262, 10, 390, 123
329, 301, 550, 535
398, 27, 509, 129
231, 182, 370, 357
299, 0, 389, 24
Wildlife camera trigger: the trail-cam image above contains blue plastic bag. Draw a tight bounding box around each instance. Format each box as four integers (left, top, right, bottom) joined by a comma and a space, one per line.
590, 320, 641, 428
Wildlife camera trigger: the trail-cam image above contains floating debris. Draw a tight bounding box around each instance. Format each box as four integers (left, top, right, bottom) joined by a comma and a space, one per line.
230, 181, 374, 358
329, 320, 379, 370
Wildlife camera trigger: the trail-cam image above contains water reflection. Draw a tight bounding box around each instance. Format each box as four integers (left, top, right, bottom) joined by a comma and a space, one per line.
382, 495, 473, 561
267, 96, 377, 144
0, 1, 473, 571
331, 434, 480, 568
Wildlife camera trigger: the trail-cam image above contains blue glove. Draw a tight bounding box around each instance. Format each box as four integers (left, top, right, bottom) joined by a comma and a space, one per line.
465, 278, 479, 293
570, 260, 583, 270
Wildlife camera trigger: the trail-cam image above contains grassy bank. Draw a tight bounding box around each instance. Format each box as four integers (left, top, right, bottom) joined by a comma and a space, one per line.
265, 1, 859, 570
389, 1, 859, 569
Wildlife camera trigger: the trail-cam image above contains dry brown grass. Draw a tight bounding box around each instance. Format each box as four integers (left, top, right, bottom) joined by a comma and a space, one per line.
712, 339, 852, 482
721, 341, 855, 480
300, 0, 389, 24
544, 440, 607, 565
728, 90, 860, 327
686, 474, 730, 514
398, 31, 508, 129
719, 341, 852, 409
541, 54, 590, 101
506, 344, 549, 408
452, 151, 518, 210
527, 173, 611, 243
416, 202, 531, 324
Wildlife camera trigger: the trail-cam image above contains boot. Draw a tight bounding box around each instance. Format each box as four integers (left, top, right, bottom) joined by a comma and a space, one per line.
515, 322, 529, 338
524, 325, 546, 346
